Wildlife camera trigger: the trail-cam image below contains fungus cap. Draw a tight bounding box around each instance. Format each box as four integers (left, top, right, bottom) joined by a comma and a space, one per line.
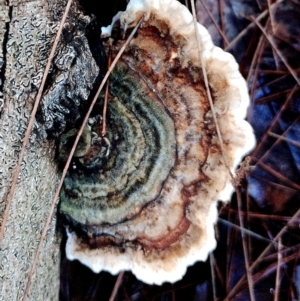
62, 0, 255, 285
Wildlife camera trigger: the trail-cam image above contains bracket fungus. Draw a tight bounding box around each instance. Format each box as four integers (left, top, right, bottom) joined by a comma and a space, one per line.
60, 0, 255, 285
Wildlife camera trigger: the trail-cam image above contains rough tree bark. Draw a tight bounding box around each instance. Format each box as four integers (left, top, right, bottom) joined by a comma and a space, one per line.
0, 0, 100, 300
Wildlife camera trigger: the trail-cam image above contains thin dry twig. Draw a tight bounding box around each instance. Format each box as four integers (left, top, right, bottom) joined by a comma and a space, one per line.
250, 16, 300, 86
224, 0, 283, 52
21, 17, 144, 301
155, 280, 206, 298
254, 115, 300, 168
218, 218, 278, 246
245, 25, 266, 122
254, 0, 264, 10
209, 253, 217, 301
101, 81, 110, 137
246, 34, 265, 93
212, 250, 225, 288
288, 247, 300, 300
236, 187, 256, 301
257, 72, 298, 90
225, 204, 236, 293
239, 26, 260, 75
0, 0, 74, 246
197, 0, 229, 46
266, 0, 275, 33
224, 203, 300, 300
260, 244, 300, 264
109, 271, 125, 301
190, 0, 233, 180
244, 251, 299, 300
256, 112, 300, 152
225, 208, 300, 224
224, 13, 265, 52
268, 131, 300, 149
225, 250, 298, 301
251, 85, 298, 159
226, 257, 282, 300
274, 238, 282, 301
171, 284, 176, 301
246, 185, 252, 266
255, 69, 296, 75
251, 158, 300, 191
255, 88, 294, 105
101, 51, 112, 137
218, 0, 226, 48
185, 0, 189, 10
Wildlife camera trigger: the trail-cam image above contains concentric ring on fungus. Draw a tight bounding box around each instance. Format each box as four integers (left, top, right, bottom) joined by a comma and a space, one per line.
60, 0, 255, 285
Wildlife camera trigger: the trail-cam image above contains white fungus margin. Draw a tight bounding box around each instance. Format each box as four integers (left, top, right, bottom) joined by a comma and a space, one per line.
65, 0, 255, 285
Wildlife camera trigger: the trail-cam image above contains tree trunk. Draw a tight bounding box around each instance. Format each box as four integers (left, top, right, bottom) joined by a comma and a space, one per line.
0, 0, 100, 299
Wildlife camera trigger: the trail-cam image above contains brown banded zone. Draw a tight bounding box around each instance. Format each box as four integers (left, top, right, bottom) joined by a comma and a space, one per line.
59, 65, 176, 226
60, 19, 213, 245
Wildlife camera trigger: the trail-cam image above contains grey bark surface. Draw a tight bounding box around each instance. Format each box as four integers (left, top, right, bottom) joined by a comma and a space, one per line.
0, 0, 99, 300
